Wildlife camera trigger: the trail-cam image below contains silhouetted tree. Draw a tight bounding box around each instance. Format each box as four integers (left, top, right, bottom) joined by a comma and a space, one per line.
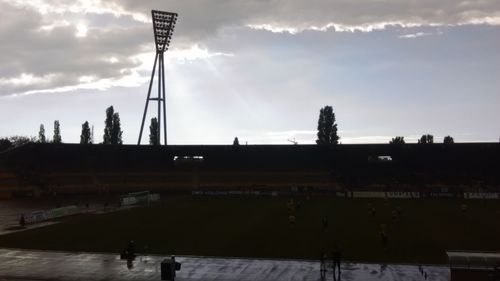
233, 137, 240, 145
443, 135, 454, 144
0, 138, 12, 152
53, 120, 62, 143
389, 136, 405, 145
8, 136, 36, 147
38, 124, 46, 143
316, 105, 339, 145
80, 121, 92, 144
102, 106, 123, 145
103, 106, 114, 144
111, 112, 123, 145
418, 134, 433, 144
149, 117, 159, 145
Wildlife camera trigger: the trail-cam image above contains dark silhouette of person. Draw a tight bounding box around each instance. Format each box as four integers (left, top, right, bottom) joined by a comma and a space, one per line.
461, 203, 468, 215
126, 240, 135, 259
126, 259, 133, 269
320, 251, 327, 279
396, 206, 402, 216
322, 216, 328, 231
392, 209, 398, 221
170, 255, 178, 280
381, 232, 388, 249
19, 214, 26, 228
380, 263, 387, 272
332, 248, 341, 281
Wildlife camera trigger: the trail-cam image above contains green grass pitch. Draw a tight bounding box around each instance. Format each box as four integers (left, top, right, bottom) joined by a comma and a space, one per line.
1, 196, 499, 264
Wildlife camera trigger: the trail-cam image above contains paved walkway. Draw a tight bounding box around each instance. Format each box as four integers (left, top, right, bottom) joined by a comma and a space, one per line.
0, 248, 449, 281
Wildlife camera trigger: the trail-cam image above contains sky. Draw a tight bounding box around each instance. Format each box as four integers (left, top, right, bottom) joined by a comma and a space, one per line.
0, 0, 499, 144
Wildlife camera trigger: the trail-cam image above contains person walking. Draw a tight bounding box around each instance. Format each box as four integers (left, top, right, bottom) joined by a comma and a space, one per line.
322, 216, 328, 231
126, 240, 135, 259
19, 214, 26, 228
320, 251, 327, 279
332, 247, 341, 281
379, 224, 388, 249
381, 231, 388, 249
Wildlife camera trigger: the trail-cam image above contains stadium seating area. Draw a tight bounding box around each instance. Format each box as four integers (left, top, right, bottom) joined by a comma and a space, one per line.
0, 143, 498, 197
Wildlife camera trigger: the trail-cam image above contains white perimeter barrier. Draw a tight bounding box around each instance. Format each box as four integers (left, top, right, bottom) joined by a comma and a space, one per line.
464, 192, 499, 199
25, 205, 79, 224
192, 190, 500, 200
351, 192, 386, 198
350, 192, 420, 199
386, 192, 420, 199
121, 193, 160, 206
192, 190, 278, 196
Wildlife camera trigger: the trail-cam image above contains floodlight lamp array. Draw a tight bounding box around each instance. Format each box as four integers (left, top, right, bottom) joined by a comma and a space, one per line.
152, 10, 178, 53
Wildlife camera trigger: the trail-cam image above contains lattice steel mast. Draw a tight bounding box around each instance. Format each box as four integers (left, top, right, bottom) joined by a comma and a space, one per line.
138, 10, 178, 145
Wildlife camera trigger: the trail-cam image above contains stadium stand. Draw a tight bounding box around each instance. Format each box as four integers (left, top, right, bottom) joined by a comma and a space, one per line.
0, 143, 498, 197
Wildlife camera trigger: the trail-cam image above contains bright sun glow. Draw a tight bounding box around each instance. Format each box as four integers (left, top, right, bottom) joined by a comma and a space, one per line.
78, 76, 96, 83
0, 73, 52, 86
75, 23, 88, 37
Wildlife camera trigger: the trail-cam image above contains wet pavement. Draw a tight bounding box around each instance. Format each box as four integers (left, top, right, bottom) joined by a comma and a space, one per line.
0, 248, 449, 281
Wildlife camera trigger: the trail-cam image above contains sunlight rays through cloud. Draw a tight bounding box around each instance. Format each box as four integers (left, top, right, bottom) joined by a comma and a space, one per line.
2, 45, 233, 97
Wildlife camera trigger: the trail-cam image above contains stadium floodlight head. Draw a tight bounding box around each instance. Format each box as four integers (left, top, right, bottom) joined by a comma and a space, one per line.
152, 10, 178, 53
138, 10, 179, 146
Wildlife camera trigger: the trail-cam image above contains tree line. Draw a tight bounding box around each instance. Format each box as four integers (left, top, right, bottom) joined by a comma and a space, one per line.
389, 134, 454, 145
315, 105, 458, 145
0, 104, 163, 150
32, 106, 124, 145
0, 104, 495, 151
1, 106, 126, 150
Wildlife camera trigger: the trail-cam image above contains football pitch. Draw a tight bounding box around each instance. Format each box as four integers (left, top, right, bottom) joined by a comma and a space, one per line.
0, 196, 499, 264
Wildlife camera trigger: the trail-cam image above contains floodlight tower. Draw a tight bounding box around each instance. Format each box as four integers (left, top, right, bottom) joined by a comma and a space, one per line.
138, 10, 178, 145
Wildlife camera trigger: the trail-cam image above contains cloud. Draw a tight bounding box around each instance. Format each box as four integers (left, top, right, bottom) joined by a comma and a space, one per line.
0, 1, 225, 96
0, 1, 151, 96
1, 0, 500, 96
399, 32, 432, 39
167, 45, 234, 64
115, 0, 500, 36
